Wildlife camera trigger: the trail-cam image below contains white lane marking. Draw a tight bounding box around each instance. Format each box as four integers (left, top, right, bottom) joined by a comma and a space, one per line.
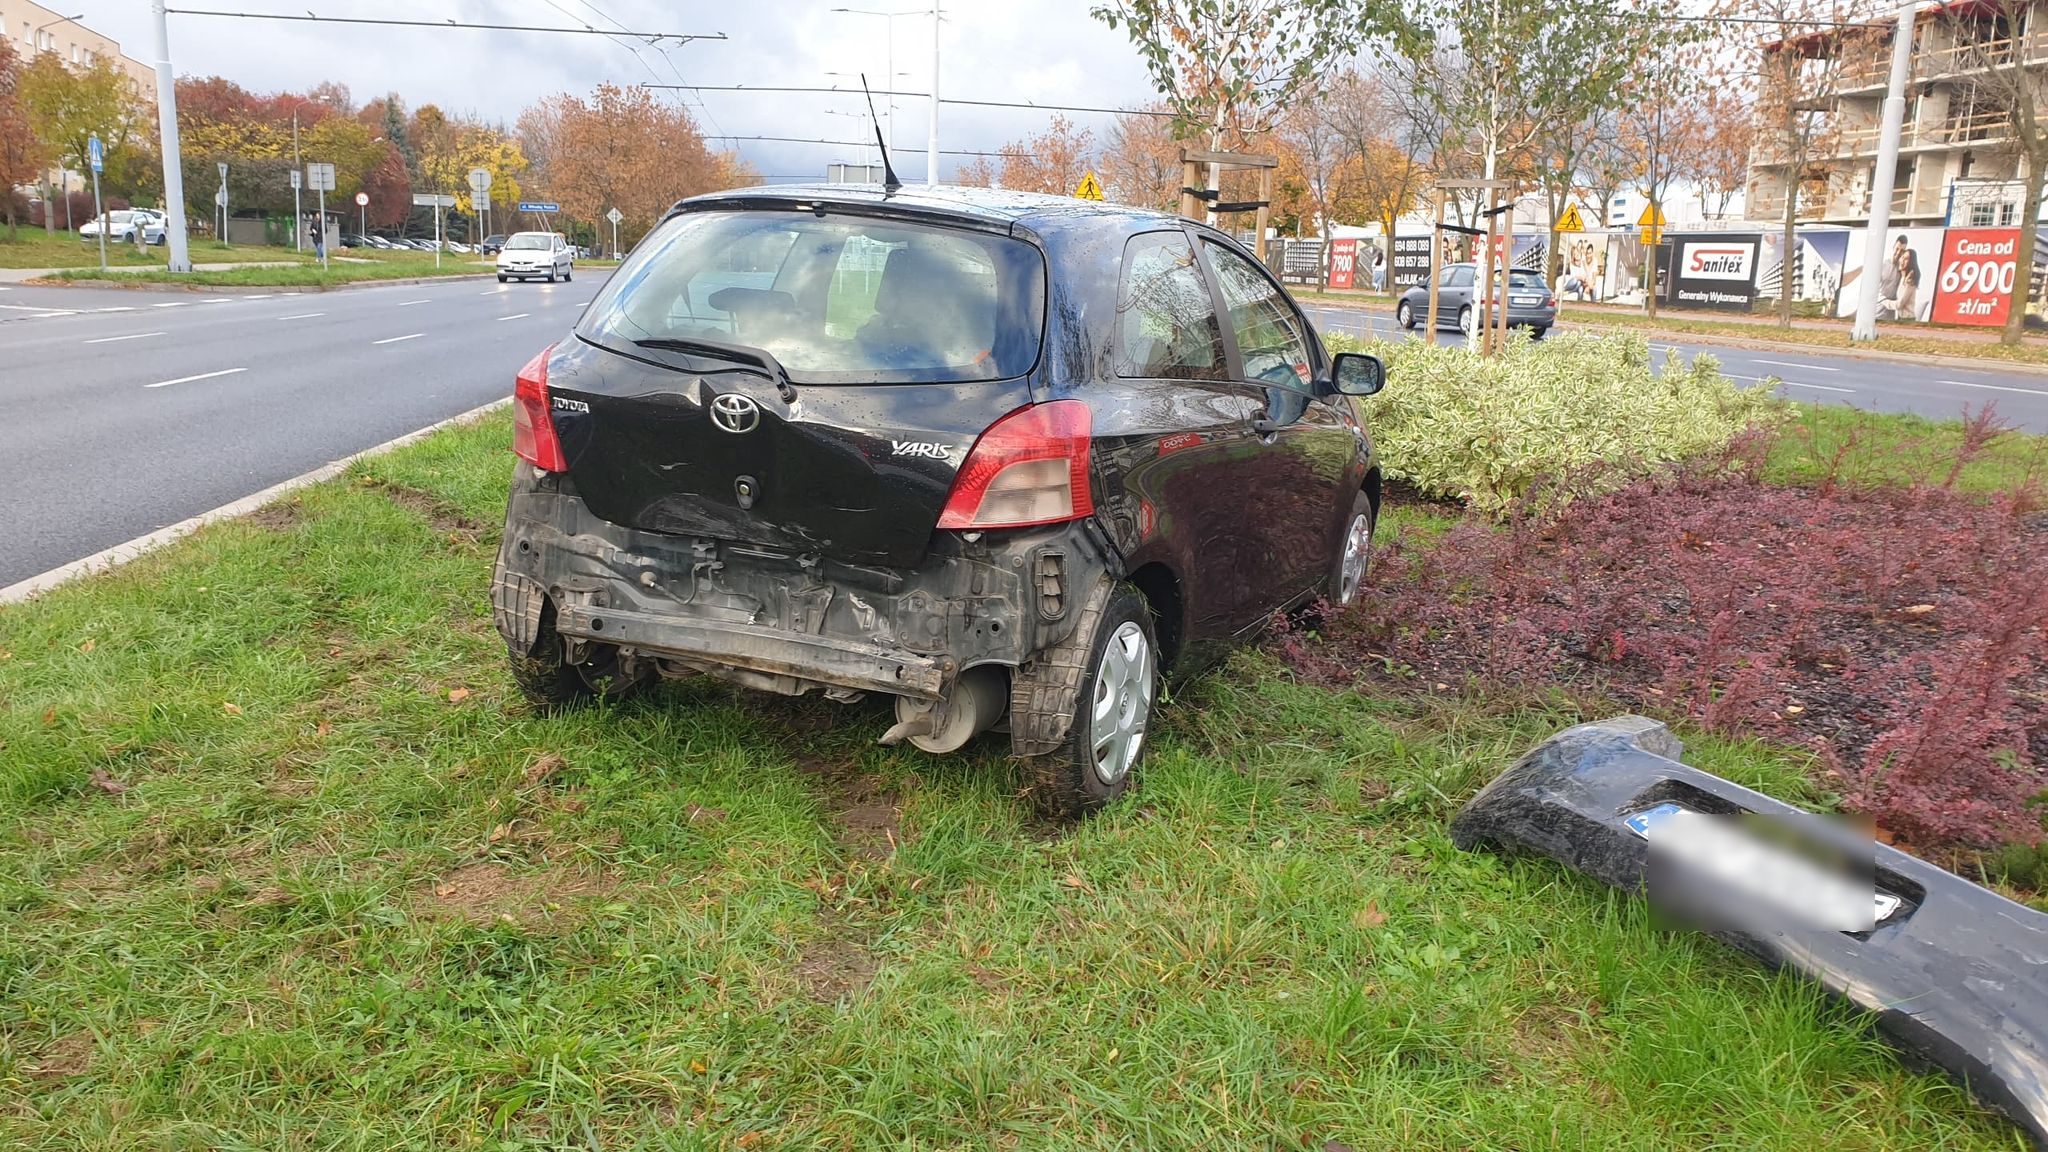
1, 398, 510, 605
276, 312, 325, 320
480, 287, 506, 295
200, 297, 235, 303
1939, 378, 2048, 397
1751, 358, 1839, 372
32, 311, 77, 319
395, 298, 431, 307
240, 294, 271, 300
94, 306, 137, 313
372, 333, 424, 345
86, 332, 164, 344
497, 313, 530, 321
0, 303, 54, 311
1779, 380, 1856, 394
152, 301, 193, 308
144, 367, 245, 389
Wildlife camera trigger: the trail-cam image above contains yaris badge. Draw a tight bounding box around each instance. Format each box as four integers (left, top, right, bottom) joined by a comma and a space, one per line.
709, 392, 761, 433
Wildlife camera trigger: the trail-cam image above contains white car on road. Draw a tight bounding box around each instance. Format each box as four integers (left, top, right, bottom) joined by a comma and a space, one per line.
79, 210, 165, 245
496, 232, 574, 283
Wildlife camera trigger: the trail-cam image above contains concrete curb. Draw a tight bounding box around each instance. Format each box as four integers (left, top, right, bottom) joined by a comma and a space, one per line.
0, 398, 511, 607
1309, 297, 2048, 377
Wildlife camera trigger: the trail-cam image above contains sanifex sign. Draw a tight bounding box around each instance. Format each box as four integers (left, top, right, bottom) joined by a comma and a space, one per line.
1668, 234, 1760, 311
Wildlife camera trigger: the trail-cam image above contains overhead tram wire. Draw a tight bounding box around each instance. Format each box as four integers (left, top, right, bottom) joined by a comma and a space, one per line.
644, 84, 1175, 119
558, 0, 734, 140
157, 9, 725, 42
703, 134, 1028, 159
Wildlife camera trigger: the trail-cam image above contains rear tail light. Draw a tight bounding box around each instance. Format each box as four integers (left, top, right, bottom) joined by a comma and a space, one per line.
937, 400, 1094, 530
512, 343, 568, 472
1544, 294, 1557, 307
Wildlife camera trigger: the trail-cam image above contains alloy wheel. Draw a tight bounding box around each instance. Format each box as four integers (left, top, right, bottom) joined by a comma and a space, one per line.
1088, 620, 1153, 786
1336, 512, 1372, 605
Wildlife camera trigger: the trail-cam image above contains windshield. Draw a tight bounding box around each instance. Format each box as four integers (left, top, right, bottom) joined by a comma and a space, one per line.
107, 211, 136, 225
578, 208, 1047, 385
1492, 269, 1547, 289
505, 234, 552, 250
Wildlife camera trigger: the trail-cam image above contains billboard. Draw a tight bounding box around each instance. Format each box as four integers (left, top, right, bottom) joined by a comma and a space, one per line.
1931, 228, 2021, 327
1836, 227, 1943, 321
1327, 238, 1358, 290
1391, 233, 1433, 288
1668, 234, 1760, 310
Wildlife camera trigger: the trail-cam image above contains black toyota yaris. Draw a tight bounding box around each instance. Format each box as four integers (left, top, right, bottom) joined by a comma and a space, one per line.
491, 183, 1386, 816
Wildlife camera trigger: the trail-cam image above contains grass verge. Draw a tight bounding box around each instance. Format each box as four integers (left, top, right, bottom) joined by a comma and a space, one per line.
0, 234, 321, 271
0, 412, 2022, 1148
43, 249, 495, 288
1562, 308, 2048, 369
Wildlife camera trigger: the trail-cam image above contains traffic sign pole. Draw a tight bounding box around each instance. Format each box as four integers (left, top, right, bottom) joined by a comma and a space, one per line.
88, 134, 106, 271
606, 206, 623, 259
290, 167, 302, 251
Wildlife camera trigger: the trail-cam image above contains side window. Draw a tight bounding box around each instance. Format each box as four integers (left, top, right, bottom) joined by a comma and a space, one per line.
1116, 231, 1227, 381
1439, 266, 1459, 288
1449, 266, 1475, 288
1202, 240, 1313, 391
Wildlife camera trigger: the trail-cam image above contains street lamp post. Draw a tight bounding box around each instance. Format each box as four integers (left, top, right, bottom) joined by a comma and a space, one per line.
149, 0, 193, 272
831, 6, 937, 185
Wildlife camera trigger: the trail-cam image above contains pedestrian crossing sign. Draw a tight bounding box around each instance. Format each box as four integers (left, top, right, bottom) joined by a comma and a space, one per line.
1555, 203, 1586, 232
1073, 171, 1105, 202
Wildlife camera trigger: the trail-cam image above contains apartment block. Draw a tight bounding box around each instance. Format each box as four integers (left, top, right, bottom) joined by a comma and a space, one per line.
1745, 0, 2045, 228
0, 0, 155, 90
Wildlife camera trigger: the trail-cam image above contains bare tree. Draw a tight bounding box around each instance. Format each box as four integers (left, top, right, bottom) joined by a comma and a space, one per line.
1325, 65, 1442, 285
1623, 44, 1702, 319
1276, 97, 1347, 284
1098, 106, 1183, 210
1943, 0, 2046, 346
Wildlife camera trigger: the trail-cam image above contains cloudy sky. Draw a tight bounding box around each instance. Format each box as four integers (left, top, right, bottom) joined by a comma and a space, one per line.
69, 0, 1161, 183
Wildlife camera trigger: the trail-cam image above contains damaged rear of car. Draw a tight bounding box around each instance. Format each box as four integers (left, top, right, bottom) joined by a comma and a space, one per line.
491, 185, 1386, 815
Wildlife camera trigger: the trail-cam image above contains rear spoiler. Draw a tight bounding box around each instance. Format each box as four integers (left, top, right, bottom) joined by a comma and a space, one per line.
1451, 716, 2048, 1148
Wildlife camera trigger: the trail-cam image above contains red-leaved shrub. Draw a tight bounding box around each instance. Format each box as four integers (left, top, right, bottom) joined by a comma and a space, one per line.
1298, 417, 2048, 851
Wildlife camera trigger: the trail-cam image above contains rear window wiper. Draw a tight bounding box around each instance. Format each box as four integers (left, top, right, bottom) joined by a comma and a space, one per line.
632, 335, 798, 403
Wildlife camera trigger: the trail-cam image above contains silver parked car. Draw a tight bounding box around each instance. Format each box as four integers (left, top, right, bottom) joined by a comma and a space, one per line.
1396, 263, 1557, 338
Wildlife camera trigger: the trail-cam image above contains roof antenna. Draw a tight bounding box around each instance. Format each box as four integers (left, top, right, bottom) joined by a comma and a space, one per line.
861, 74, 903, 193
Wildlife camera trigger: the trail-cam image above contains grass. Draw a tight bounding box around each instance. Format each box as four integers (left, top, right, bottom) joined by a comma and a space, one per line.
44, 248, 498, 288
1763, 403, 2048, 492
0, 413, 2025, 1149
1562, 307, 2048, 369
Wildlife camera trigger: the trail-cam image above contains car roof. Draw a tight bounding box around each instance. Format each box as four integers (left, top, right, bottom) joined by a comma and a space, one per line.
674, 182, 1185, 235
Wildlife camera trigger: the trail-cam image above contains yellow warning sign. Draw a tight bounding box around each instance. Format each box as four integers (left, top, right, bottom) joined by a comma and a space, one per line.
1555, 203, 1587, 233
1073, 170, 1105, 202
1636, 202, 1668, 228
1639, 225, 1663, 246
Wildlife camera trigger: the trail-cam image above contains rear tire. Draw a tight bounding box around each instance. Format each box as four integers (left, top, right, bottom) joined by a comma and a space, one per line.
1023, 584, 1158, 819
1532, 325, 1550, 340
1458, 306, 1474, 339
508, 608, 653, 712
1396, 300, 1415, 330
497, 274, 507, 283
564, 266, 573, 282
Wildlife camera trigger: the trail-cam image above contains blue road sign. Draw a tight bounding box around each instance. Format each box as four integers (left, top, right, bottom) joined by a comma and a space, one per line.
517, 201, 560, 213
87, 134, 103, 174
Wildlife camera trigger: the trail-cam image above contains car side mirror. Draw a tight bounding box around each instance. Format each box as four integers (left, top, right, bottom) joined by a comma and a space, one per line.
1330, 352, 1386, 397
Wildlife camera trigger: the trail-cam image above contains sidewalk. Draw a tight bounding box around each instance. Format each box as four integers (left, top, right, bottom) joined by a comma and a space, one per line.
0, 261, 300, 282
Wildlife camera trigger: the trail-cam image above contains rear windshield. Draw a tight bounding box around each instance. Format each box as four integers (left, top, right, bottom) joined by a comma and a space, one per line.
1496, 269, 1546, 289
578, 209, 1047, 385
505, 234, 553, 250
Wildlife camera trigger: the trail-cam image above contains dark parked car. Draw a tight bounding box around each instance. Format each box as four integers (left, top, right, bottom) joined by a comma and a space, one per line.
481, 234, 508, 255
491, 185, 1388, 815
1396, 262, 1557, 338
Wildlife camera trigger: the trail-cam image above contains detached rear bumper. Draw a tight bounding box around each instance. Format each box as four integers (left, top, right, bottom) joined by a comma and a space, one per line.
1451, 716, 2048, 1148
491, 462, 1103, 700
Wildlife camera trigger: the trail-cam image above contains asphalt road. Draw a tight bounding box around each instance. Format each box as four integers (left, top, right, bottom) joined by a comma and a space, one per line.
0, 273, 604, 587
1303, 303, 2048, 434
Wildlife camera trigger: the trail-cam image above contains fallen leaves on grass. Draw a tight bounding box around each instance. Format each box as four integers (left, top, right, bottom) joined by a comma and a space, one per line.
222, 702, 243, 716
87, 769, 129, 795
447, 688, 472, 703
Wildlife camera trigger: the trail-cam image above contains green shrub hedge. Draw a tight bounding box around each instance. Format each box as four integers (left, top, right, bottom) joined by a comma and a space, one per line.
1328, 329, 1780, 515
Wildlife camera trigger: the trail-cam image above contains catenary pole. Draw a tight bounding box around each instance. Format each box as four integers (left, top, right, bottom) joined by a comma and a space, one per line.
1851, 1, 1918, 341
150, 0, 192, 272
927, 1, 939, 187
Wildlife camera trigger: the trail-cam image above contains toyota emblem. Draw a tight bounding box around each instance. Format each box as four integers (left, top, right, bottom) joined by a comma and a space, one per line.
709, 392, 761, 434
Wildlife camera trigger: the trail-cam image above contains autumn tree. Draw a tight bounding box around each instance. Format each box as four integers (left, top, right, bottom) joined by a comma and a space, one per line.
953, 154, 996, 187
1735, 0, 1866, 328
18, 51, 146, 234
995, 114, 1095, 195
1091, 0, 1393, 221
1097, 106, 1182, 210
517, 84, 719, 246
1673, 87, 1754, 222
1322, 68, 1435, 289
1623, 42, 1702, 319
0, 40, 47, 235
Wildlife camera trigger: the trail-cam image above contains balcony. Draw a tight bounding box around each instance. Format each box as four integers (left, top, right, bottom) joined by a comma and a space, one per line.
1921, 37, 2017, 77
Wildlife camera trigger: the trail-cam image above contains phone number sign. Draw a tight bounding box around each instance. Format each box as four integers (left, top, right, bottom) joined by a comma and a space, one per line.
1931, 228, 2020, 327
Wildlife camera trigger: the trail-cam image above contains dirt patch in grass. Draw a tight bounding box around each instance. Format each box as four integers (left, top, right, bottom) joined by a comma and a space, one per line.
25, 1033, 94, 1084
794, 911, 880, 1002
245, 500, 306, 531
793, 754, 902, 859
415, 860, 611, 927
359, 477, 483, 540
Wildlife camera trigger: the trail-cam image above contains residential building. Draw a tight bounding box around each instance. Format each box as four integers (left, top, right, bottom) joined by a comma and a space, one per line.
1, 0, 154, 88
1745, 0, 2046, 227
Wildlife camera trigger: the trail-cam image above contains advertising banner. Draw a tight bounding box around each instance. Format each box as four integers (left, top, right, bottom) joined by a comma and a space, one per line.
1756, 229, 1851, 310
1668, 233, 1761, 311
1327, 238, 1358, 290
1931, 228, 2021, 327
1837, 227, 1943, 321
1390, 233, 1433, 288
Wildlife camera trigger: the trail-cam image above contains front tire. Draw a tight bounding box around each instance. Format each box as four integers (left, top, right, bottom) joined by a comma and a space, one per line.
497, 274, 508, 283
1396, 299, 1416, 330
545, 269, 557, 283
1458, 306, 1474, 339
1327, 490, 1375, 607
1023, 584, 1158, 819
